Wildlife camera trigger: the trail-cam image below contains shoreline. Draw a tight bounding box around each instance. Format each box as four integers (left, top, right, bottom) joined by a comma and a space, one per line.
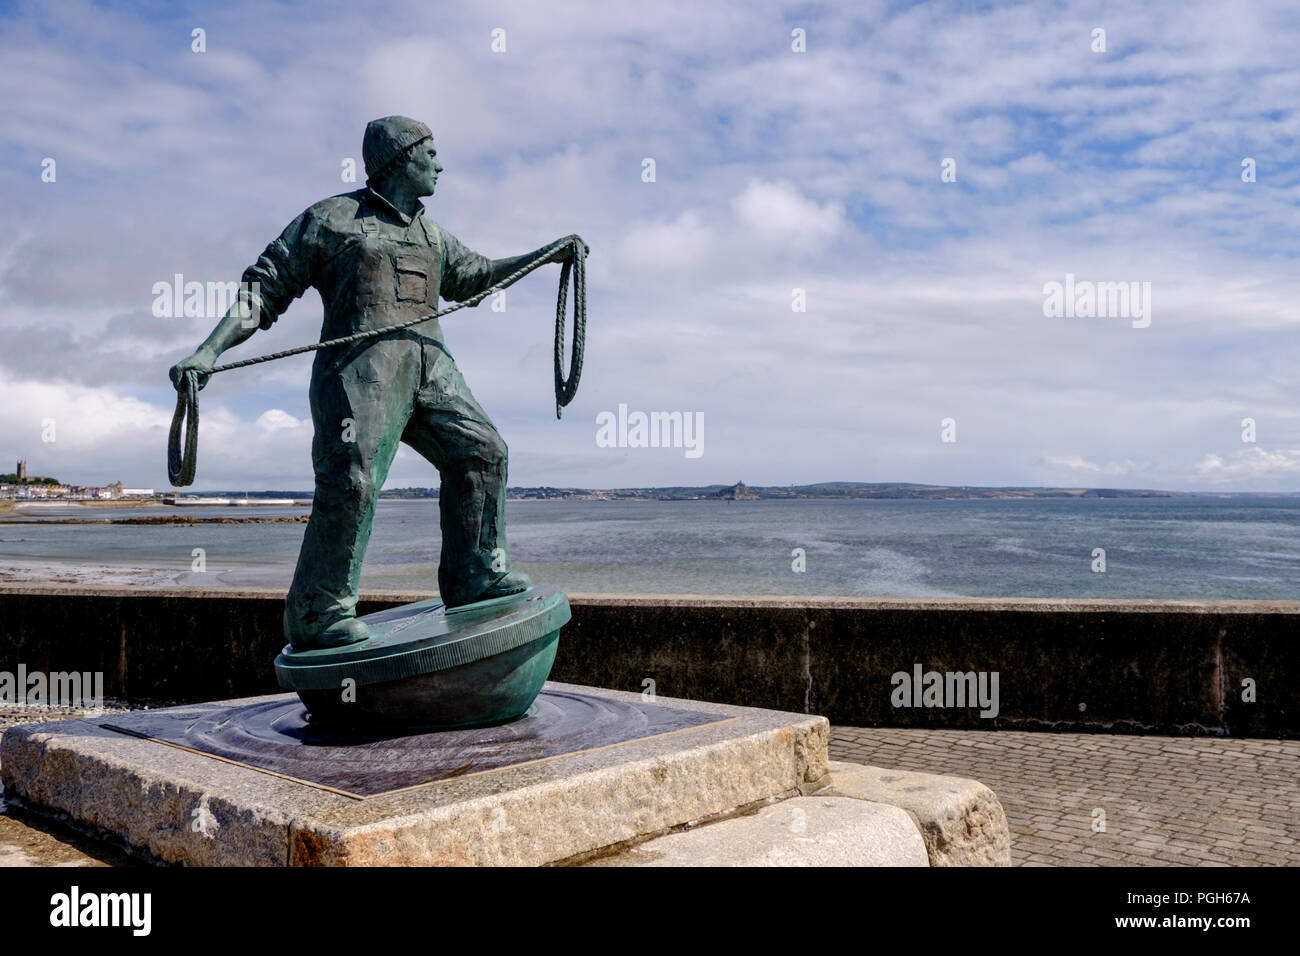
0, 515, 309, 525
0, 560, 185, 588
0, 499, 165, 513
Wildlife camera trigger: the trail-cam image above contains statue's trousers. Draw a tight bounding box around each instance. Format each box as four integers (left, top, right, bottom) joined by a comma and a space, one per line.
283, 330, 510, 641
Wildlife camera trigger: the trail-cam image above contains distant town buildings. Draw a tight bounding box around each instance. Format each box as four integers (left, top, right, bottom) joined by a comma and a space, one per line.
0, 461, 154, 500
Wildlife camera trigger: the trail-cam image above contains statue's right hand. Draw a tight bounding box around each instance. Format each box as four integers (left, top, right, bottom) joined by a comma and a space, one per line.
169, 350, 215, 392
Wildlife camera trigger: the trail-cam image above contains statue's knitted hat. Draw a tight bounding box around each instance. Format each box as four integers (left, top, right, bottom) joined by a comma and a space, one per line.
363, 116, 433, 179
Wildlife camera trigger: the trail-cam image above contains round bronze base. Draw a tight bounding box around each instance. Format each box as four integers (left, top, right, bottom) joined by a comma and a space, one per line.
297, 630, 560, 731
274, 587, 570, 730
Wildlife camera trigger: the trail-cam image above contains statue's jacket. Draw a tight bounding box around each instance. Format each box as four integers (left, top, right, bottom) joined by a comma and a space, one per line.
239, 186, 494, 385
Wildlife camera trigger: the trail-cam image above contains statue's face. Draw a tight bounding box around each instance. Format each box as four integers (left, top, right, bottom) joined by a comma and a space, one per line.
397, 139, 442, 197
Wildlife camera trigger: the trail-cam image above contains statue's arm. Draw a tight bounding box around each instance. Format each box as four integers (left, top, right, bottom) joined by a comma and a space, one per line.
188, 306, 255, 370
440, 228, 588, 306
168, 291, 260, 390
169, 211, 318, 389
478, 236, 590, 299
484, 245, 565, 288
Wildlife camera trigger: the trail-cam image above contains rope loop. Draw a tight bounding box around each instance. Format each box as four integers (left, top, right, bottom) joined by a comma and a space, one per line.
553, 235, 586, 419
167, 369, 199, 487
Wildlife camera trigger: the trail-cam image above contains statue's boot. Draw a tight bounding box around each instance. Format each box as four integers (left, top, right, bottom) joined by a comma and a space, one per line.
443, 569, 533, 609
284, 609, 373, 650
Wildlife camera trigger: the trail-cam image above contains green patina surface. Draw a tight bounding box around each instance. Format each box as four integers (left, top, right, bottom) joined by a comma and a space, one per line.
274, 587, 571, 690
170, 117, 585, 652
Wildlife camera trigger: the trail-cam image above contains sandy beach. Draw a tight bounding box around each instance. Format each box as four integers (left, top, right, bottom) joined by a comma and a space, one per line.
0, 560, 184, 587
1, 499, 165, 511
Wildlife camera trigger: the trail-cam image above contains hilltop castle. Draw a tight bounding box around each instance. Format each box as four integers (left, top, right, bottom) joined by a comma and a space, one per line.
718, 481, 759, 500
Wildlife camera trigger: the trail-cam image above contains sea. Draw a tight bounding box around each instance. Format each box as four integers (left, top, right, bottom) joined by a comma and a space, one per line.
2, 496, 1299, 600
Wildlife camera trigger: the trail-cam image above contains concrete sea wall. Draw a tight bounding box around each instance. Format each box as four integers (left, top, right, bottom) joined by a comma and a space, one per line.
0, 585, 1293, 736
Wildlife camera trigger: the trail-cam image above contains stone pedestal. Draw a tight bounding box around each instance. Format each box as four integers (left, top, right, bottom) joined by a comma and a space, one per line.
0, 682, 831, 866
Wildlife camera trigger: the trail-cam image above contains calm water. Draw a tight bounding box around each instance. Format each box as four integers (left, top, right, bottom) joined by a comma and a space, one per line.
2, 497, 1299, 599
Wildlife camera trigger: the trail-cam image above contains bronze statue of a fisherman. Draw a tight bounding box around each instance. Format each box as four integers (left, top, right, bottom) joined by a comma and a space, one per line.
171, 116, 585, 650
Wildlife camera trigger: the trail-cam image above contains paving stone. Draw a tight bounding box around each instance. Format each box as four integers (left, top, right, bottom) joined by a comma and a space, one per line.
830, 726, 1300, 867
583, 796, 929, 867
821, 760, 1010, 866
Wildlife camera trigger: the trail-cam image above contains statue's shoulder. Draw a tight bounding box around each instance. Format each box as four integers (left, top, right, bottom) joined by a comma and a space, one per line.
298, 190, 368, 230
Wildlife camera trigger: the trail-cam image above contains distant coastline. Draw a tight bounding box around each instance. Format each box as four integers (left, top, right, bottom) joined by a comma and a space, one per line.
135, 481, 1300, 502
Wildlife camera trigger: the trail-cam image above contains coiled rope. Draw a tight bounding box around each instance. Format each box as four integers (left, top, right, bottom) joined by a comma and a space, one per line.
553, 238, 585, 420
168, 235, 586, 487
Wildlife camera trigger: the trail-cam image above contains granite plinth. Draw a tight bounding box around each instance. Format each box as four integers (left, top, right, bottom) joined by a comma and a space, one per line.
0, 682, 830, 866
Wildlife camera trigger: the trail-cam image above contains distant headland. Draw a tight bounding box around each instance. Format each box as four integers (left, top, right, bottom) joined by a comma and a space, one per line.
384, 480, 1287, 501
6, 475, 1300, 506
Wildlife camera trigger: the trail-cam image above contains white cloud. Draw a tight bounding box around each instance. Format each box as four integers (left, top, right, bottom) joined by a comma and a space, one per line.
614, 211, 715, 272
731, 179, 846, 245
256, 409, 304, 432
1041, 456, 1139, 477
1196, 448, 1300, 482
0, 374, 167, 450
0, 371, 316, 489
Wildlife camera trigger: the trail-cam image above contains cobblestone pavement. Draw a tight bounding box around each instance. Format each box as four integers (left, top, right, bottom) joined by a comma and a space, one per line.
831, 726, 1300, 866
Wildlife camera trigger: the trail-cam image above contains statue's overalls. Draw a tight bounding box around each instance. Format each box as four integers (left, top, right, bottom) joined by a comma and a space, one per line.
241, 186, 512, 641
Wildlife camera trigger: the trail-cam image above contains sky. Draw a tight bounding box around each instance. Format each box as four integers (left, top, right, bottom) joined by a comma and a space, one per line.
1, 0, 1298, 492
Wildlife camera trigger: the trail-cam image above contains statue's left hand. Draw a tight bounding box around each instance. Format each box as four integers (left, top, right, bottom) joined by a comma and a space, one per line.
554, 235, 590, 261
